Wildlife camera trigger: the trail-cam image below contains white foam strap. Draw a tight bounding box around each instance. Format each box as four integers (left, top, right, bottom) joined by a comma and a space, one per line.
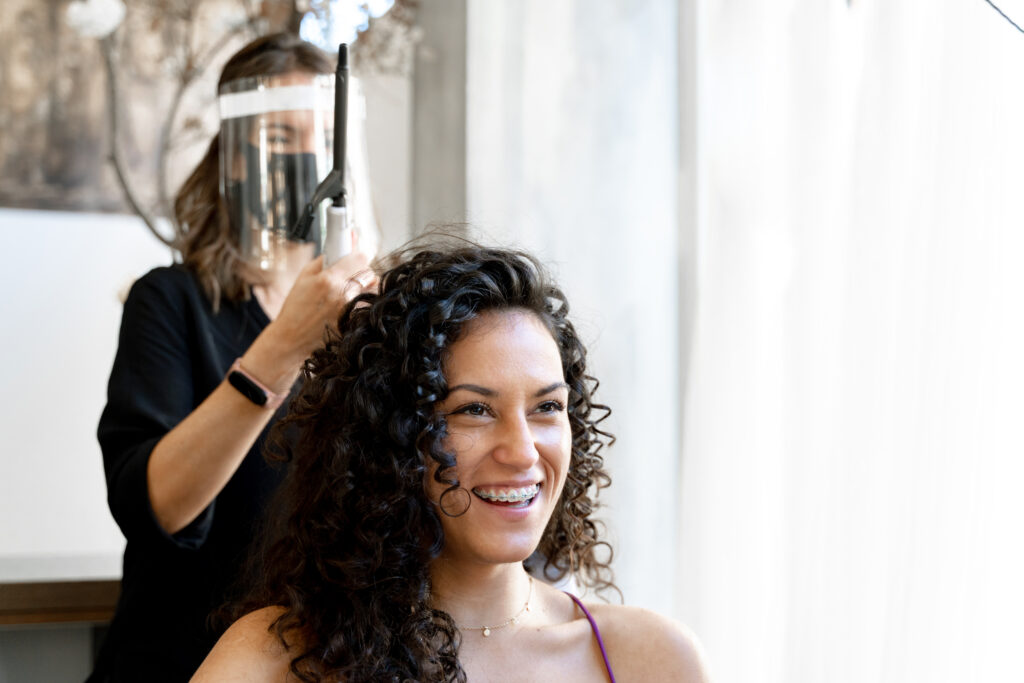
218, 84, 333, 120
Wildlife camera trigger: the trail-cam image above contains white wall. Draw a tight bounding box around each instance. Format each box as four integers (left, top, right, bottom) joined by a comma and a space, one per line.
361, 73, 414, 251
0, 209, 169, 563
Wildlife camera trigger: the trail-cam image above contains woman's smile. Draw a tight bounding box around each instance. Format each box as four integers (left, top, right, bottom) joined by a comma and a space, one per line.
472, 482, 542, 506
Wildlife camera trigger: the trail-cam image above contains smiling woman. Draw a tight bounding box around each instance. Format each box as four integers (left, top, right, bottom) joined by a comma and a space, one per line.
192, 243, 707, 682
428, 310, 573, 569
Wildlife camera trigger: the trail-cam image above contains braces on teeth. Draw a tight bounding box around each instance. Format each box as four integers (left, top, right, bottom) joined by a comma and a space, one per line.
474, 484, 540, 503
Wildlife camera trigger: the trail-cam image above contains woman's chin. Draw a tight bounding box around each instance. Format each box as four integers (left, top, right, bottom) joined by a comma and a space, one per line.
491, 546, 538, 566
440, 538, 542, 568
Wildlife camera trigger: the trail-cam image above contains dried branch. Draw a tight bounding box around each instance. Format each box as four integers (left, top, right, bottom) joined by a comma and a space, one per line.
351, 0, 420, 76
157, 19, 256, 224
100, 33, 176, 247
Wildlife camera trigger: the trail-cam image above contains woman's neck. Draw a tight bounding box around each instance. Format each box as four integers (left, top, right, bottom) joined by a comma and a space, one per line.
251, 263, 302, 320
251, 242, 315, 320
252, 278, 290, 320
429, 560, 534, 633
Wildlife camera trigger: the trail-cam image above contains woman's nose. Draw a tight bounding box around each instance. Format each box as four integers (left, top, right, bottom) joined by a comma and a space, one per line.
300, 125, 320, 153
492, 415, 540, 468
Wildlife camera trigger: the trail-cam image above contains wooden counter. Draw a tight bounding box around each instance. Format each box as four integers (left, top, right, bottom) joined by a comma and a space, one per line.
0, 554, 121, 626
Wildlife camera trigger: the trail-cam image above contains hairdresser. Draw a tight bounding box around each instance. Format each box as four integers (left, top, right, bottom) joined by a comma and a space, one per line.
87, 33, 375, 682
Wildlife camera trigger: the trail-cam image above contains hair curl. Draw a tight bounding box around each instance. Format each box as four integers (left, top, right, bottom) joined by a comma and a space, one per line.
237, 244, 615, 682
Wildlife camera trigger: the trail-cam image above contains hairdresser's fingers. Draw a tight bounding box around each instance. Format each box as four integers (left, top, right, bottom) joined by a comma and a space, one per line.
303, 254, 326, 274
274, 255, 344, 328
325, 251, 373, 299
324, 249, 372, 278
353, 268, 379, 292
342, 268, 379, 302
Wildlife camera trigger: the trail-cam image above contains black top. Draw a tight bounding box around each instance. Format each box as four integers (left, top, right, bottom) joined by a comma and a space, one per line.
89, 265, 287, 682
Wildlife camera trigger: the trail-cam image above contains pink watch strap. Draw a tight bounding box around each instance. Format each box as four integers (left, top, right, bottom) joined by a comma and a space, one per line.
228, 358, 286, 411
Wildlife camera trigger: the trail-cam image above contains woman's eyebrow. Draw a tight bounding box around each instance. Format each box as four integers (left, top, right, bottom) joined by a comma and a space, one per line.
535, 382, 569, 397
447, 383, 495, 396
446, 382, 568, 397
264, 122, 298, 134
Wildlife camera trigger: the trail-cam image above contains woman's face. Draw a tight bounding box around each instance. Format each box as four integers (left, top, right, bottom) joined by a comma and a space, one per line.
225, 71, 332, 266
430, 309, 572, 566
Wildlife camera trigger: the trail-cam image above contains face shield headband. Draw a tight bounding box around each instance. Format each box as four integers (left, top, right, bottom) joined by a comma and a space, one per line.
218, 74, 334, 271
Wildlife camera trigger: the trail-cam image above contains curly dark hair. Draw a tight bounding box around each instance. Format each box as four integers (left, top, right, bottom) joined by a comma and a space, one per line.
237, 244, 615, 682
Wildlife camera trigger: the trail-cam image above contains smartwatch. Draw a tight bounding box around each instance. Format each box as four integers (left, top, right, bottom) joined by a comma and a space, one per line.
226, 358, 286, 410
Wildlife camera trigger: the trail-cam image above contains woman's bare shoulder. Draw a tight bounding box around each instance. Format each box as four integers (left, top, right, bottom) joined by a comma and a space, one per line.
190, 606, 300, 682
584, 602, 710, 683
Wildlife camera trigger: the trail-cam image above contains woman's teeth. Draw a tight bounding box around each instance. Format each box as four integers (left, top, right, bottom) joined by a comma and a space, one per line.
472, 483, 540, 504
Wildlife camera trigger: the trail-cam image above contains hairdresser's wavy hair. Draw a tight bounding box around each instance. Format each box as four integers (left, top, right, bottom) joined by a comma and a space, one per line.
174, 32, 333, 310
240, 245, 615, 682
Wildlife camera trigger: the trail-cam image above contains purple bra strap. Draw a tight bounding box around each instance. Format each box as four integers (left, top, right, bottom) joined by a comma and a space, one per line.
565, 592, 616, 683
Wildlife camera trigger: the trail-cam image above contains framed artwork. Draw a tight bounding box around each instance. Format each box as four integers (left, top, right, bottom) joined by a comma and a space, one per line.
0, 0, 261, 215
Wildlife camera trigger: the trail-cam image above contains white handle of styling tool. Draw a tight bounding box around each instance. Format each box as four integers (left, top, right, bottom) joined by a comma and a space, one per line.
323, 205, 353, 266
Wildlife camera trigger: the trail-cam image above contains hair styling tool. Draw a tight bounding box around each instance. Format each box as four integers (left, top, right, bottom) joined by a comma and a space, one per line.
292, 43, 351, 264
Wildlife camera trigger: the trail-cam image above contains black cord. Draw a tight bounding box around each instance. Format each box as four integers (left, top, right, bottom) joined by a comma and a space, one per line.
982, 0, 1024, 34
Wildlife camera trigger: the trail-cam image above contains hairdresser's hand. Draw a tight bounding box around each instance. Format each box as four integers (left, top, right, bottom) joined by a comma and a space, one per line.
281, 251, 375, 350
245, 252, 375, 390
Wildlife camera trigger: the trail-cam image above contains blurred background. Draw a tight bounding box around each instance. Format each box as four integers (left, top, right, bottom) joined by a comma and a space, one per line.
2, 0, 1024, 680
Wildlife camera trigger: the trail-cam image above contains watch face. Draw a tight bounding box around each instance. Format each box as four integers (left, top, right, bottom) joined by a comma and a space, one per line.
228, 370, 269, 407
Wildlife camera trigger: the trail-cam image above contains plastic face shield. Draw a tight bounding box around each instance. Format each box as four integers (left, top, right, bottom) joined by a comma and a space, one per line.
219, 74, 334, 271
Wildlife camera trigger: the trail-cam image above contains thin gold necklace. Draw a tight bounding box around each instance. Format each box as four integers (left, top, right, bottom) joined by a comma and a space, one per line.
457, 576, 534, 637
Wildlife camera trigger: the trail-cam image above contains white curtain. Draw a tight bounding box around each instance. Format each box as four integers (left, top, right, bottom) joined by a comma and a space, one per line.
678, 2, 1024, 682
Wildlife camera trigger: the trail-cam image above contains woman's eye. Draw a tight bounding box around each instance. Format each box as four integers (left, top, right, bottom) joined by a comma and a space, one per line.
537, 400, 566, 414
451, 403, 489, 417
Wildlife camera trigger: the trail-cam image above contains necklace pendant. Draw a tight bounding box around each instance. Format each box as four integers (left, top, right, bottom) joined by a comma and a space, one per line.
482, 627, 491, 637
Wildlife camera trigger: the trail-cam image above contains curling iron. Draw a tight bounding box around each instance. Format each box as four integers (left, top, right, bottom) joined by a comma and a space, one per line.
291, 42, 351, 264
